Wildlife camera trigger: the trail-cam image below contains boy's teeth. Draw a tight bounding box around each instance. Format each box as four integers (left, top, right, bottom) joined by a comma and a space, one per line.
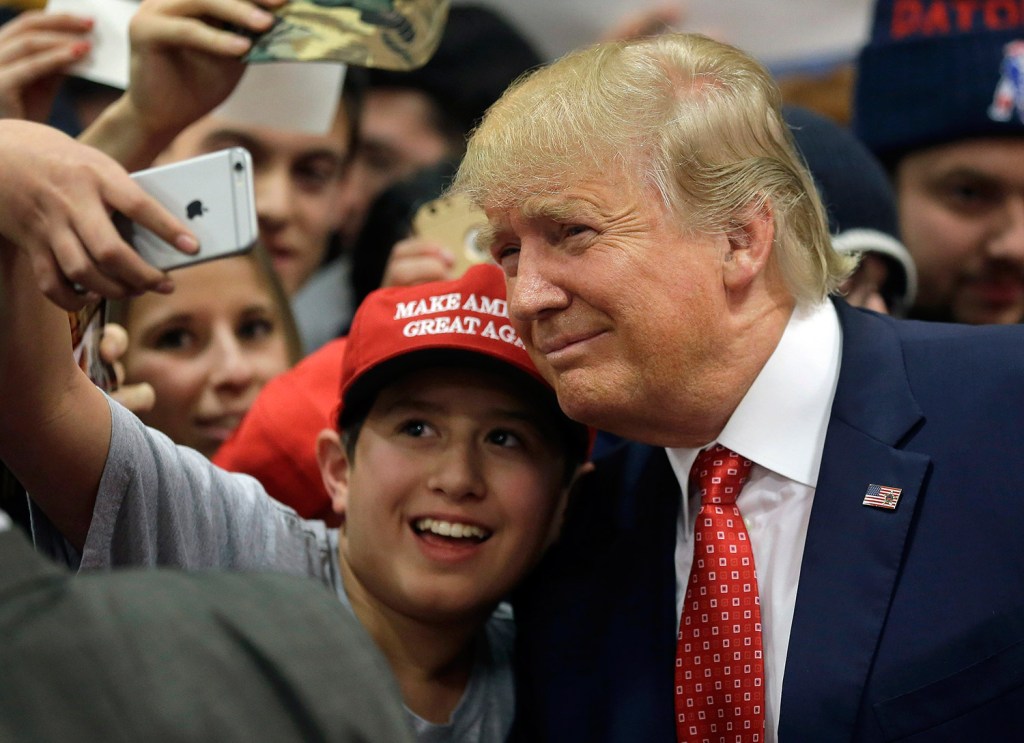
415, 518, 488, 540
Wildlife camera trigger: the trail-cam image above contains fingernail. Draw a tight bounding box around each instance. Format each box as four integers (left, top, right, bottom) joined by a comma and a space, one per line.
250, 8, 275, 27
155, 280, 175, 294
176, 234, 199, 254
228, 35, 252, 54
71, 41, 91, 58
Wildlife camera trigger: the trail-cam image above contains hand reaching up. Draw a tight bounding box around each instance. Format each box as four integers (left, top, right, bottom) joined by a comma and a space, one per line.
0, 10, 94, 122
82, 0, 285, 169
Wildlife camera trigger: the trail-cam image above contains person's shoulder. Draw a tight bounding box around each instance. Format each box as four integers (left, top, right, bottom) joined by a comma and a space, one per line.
893, 315, 1024, 342
864, 314, 1024, 415
892, 315, 1024, 365
0, 550, 412, 742
840, 300, 1024, 365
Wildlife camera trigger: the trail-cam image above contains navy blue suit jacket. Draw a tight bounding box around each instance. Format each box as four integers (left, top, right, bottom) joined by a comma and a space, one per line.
512, 300, 1024, 742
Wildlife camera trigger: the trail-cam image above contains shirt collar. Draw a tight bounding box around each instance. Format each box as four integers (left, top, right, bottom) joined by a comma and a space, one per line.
666, 300, 842, 489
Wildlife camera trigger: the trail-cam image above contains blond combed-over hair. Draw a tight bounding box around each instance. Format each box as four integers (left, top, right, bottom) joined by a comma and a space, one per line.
454, 32, 855, 302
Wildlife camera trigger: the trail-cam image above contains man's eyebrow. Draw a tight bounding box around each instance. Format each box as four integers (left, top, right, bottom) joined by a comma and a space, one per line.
202, 128, 258, 150
524, 196, 598, 223
202, 129, 347, 163
475, 198, 595, 254
937, 166, 1001, 186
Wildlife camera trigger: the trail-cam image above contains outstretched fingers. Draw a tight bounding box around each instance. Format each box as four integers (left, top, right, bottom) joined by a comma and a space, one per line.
132, 0, 283, 55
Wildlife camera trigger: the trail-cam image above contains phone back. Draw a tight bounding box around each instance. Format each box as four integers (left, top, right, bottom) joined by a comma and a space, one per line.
412, 192, 491, 277
125, 148, 258, 271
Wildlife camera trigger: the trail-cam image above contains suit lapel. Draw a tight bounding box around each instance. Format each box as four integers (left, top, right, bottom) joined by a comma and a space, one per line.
779, 302, 931, 740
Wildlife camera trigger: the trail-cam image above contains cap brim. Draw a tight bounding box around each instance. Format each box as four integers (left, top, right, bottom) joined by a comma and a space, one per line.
339, 348, 592, 460
245, 0, 449, 70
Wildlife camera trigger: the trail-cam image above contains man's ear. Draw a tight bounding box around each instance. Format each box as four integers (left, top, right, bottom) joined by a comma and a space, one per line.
723, 198, 775, 292
316, 428, 350, 521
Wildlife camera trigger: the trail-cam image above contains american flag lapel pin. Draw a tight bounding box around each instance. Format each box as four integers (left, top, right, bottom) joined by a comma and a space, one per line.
862, 483, 902, 510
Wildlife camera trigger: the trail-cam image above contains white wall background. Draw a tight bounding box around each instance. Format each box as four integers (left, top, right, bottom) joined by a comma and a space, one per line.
461, 0, 875, 73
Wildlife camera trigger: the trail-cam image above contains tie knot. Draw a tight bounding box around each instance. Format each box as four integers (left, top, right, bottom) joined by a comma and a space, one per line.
689, 444, 753, 506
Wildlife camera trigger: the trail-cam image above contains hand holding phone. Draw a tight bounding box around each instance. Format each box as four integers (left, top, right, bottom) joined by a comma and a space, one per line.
115, 148, 258, 271
411, 193, 491, 278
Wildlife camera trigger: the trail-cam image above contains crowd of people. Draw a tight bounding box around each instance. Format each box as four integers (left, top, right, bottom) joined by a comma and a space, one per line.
1, 0, 1023, 741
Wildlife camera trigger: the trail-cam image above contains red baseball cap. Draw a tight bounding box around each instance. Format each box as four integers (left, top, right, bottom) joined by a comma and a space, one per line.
338, 263, 593, 457
213, 337, 346, 525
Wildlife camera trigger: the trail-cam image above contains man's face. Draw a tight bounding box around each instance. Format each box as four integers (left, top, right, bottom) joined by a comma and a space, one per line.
159, 111, 352, 296
335, 88, 456, 247
331, 368, 573, 625
484, 174, 730, 445
896, 138, 1024, 324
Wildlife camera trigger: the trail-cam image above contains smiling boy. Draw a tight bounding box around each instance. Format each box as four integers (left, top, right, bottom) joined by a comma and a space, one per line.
315, 264, 592, 735
0, 145, 591, 743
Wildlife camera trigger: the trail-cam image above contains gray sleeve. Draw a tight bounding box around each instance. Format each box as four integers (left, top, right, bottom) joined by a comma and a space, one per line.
70, 397, 336, 582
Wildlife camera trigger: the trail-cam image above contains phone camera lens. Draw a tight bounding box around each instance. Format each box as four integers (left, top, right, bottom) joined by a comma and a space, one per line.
234, 162, 244, 173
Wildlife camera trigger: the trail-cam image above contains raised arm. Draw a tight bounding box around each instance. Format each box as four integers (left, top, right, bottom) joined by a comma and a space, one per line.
81, 0, 283, 170
0, 119, 194, 547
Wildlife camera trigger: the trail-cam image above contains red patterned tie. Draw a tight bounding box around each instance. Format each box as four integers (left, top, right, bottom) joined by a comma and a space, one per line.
675, 445, 764, 743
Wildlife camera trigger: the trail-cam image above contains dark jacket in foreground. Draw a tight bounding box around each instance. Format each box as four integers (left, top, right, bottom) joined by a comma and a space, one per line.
0, 527, 413, 743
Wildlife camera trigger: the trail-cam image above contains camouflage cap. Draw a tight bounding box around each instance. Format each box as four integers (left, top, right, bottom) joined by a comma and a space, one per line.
245, 0, 449, 71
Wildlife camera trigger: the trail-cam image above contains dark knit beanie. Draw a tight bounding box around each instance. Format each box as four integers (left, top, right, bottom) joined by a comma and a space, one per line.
853, 0, 1024, 164
785, 105, 918, 313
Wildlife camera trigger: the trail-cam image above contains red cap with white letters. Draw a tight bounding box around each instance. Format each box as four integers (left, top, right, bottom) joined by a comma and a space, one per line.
340, 263, 545, 417
338, 263, 593, 457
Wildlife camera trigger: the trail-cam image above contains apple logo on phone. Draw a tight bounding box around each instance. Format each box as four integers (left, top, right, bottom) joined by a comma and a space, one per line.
186, 199, 208, 220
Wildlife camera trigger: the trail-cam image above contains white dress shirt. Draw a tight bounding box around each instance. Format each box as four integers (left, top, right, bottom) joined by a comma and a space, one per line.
665, 299, 842, 743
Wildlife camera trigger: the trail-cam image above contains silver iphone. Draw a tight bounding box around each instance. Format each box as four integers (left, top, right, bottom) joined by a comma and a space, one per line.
116, 147, 258, 271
